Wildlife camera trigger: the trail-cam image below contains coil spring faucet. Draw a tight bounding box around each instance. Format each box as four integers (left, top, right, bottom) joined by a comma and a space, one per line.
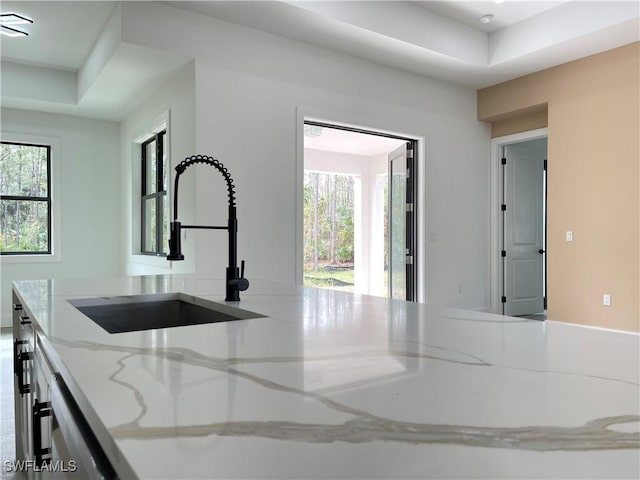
167, 155, 249, 301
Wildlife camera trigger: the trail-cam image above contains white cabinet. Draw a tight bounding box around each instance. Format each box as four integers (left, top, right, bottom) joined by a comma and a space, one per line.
13, 293, 35, 470
12, 288, 118, 479
32, 338, 54, 472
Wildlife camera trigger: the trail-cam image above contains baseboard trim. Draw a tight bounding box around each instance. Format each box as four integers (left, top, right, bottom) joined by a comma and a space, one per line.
473, 307, 491, 313
1, 313, 12, 330
546, 320, 640, 336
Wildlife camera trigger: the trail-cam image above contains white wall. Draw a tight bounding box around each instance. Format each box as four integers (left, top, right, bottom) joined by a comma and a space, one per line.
123, 2, 491, 308
0, 109, 121, 327
120, 62, 197, 276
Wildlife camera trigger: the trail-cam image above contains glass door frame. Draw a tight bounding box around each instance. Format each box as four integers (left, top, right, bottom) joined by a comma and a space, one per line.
388, 141, 417, 301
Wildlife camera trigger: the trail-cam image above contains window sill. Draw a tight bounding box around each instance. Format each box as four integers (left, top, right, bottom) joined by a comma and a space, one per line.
131, 254, 172, 269
1, 253, 62, 264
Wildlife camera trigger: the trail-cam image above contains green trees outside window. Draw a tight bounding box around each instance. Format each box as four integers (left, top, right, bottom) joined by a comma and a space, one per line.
303, 172, 355, 290
141, 130, 168, 255
0, 142, 51, 254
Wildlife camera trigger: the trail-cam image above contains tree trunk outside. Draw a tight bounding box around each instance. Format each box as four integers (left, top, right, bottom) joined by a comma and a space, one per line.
312, 173, 319, 270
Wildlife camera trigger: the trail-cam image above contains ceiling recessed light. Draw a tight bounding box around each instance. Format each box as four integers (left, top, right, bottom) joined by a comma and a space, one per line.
304, 125, 323, 137
0, 24, 27, 37
1, 13, 33, 25
1, 12, 32, 37
480, 14, 494, 24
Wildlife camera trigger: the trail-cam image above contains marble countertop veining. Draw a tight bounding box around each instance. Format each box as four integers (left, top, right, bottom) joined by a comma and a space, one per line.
12, 274, 640, 479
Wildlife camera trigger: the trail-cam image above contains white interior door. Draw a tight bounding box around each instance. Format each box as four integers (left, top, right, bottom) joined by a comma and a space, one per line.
503, 142, 545, 316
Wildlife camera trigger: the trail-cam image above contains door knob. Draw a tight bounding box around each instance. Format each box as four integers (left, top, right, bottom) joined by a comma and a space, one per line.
538, 249, 545, 254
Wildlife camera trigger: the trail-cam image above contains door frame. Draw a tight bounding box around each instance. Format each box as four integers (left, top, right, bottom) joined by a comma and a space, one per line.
489, 128, 548, 315
295, 107, 426, 302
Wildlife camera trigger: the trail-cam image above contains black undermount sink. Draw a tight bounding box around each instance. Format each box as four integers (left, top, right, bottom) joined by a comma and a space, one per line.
68, 293, 265, 334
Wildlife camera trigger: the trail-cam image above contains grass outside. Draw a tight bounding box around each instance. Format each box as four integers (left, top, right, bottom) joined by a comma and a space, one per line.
304, 266, 355, 293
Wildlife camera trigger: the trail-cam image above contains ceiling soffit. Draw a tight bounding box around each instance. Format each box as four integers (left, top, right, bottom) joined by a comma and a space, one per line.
1, 3, 192, 121
0, 1, 638, 120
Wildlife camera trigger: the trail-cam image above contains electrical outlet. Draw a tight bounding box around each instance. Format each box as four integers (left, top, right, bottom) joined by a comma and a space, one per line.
603, 294, 611, 306
566, 231, 573, 242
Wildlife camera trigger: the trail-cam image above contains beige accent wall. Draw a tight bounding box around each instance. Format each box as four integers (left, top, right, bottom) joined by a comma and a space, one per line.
490, 106, 548, 138
478, 43, 639, 332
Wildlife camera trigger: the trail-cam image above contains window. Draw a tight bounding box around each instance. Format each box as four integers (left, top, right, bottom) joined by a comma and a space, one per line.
0, 141, 51, 254
141, 130, 168, 255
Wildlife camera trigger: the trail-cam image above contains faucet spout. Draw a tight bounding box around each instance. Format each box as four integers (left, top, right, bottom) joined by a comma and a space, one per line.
167, 155, 249, 301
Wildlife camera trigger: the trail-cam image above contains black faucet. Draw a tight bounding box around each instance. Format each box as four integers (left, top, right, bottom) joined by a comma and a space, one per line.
166, 155, 249, 301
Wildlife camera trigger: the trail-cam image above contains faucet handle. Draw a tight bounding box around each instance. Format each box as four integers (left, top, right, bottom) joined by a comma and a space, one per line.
234, 260, 249, 292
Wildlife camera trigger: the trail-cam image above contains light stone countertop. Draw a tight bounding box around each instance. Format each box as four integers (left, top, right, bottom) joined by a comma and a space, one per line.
12, 274, 640, 479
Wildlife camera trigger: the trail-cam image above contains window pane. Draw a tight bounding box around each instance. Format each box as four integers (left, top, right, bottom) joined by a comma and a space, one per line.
0, 200, 49, 252
145, 140, 156, 194
143, 197, 157, 252
389, 162, 406, 300
0, 143, 48, 197
160, 193, 168, 254
141, 131, 168, 255
161, 133, 167, 192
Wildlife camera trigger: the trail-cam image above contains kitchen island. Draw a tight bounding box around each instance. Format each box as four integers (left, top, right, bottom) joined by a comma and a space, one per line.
12, 274, 640, 479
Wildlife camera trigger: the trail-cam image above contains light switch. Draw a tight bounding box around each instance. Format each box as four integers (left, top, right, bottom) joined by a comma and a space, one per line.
603, 294, 611, 306
566, 231, 573, 242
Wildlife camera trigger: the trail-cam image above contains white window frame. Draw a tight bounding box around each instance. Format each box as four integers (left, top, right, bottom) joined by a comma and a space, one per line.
130, 111, 173, 269
0, 132, 62, 264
